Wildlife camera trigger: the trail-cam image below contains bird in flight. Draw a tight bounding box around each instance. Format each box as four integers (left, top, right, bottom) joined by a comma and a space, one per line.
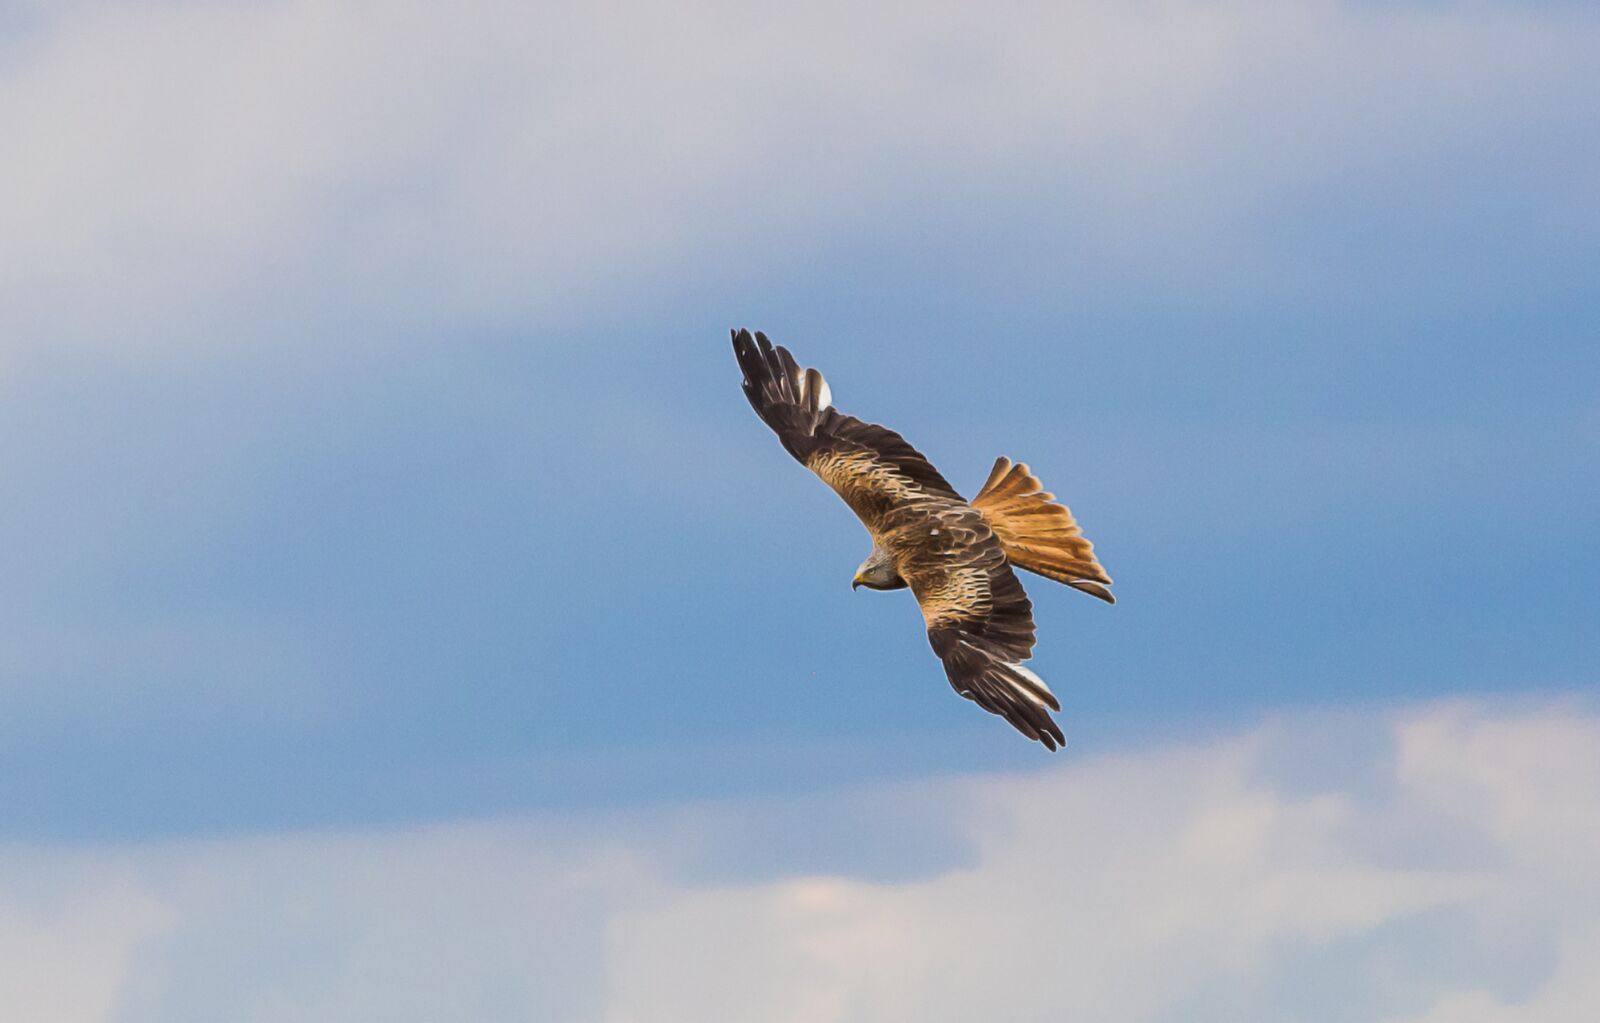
732, 330, 1114, 750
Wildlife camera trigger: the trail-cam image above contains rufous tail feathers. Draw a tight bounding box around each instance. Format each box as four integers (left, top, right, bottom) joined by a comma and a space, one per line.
971, 457, 1114, 604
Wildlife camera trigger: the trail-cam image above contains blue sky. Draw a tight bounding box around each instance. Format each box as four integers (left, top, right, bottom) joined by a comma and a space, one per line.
0, 2, 1596, 1018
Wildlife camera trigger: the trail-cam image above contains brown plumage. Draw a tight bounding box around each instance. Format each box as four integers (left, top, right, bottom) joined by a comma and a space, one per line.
732, 329, 1115, 750
972, 457, 1115, 604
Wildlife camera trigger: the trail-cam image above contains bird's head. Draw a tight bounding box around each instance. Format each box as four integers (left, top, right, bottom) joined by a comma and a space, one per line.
852, 547, 907, 591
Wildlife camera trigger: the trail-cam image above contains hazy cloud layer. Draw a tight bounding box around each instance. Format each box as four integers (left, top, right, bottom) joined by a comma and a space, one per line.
3, 0, 1596, 351
3, 699, 1594, 1021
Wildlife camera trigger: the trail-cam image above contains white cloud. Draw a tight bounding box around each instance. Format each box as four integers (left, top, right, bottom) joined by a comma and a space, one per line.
2, 0, 1595, 352
0, 868, 168, 1023
1, 698, 1595, 1021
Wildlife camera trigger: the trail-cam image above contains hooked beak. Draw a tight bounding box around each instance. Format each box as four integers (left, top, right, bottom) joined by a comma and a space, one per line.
851, 573, 864, 590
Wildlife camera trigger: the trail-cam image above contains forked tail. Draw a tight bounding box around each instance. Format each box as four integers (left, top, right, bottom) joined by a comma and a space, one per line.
972, 457, 1115, 604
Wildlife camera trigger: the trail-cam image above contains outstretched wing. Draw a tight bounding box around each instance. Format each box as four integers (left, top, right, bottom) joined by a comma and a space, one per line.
902, 506, 1064, 750
731, 329, 962, 529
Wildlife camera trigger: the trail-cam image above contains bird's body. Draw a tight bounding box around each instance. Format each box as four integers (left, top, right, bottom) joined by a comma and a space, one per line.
732, 330, 1113, 749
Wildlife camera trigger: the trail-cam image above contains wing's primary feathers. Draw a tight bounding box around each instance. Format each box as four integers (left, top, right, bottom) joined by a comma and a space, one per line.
732, 328, 830, 454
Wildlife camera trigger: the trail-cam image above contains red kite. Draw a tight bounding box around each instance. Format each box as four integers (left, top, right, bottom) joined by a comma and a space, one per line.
733, 330, 1113, 749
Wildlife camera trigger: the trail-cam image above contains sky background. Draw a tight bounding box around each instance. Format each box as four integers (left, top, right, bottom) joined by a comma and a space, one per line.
1, 1, 1597, 1019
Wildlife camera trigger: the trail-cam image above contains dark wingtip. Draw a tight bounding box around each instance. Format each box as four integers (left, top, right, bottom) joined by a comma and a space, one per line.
1041, 722, 1065, 751
731, 328, 759, 379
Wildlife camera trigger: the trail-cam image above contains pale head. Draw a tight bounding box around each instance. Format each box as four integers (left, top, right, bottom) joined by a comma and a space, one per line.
851, 546, 907, 591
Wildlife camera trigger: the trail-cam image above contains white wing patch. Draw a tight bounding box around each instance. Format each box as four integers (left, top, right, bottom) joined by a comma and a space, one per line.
1005, 660, 1056, 708
794, 366, 832, 412
812, 374, 831, 410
